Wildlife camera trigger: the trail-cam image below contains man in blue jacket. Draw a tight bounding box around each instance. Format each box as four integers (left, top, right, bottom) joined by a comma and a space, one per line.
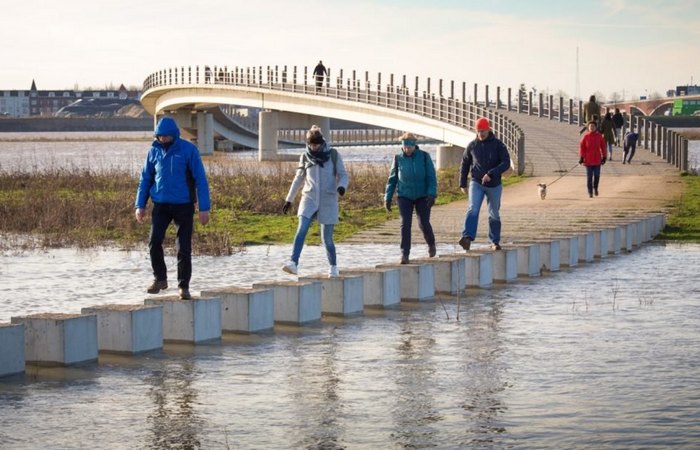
458, 117, 511, 251
135, 117, 211, 300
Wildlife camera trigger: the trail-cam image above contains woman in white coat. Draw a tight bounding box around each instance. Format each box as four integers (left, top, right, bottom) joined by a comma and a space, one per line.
282, 125, 349, 277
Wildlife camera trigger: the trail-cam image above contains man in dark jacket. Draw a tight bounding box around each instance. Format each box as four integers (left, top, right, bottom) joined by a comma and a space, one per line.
612, 108, 624, 146
622, 129, 640, 164
313, 60, 328, 91
458, 117, 512, 251
135, 117, 211, 300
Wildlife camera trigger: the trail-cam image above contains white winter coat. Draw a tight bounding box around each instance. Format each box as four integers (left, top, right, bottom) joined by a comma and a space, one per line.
285, 146, 349, 224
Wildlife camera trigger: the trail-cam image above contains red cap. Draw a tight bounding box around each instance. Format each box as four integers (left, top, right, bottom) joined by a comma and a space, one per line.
475, 117, 490, 131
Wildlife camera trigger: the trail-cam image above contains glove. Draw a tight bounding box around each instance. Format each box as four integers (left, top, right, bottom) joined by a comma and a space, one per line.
601, 157, 607, 165
385, 200, 392, 212
337, 186, 345, 196
579, 157, 584, 165
282, 201, 292, 214
426, 196, 435, 208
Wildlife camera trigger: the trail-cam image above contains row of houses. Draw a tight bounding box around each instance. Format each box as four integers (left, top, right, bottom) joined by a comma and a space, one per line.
0, 80, 141, 117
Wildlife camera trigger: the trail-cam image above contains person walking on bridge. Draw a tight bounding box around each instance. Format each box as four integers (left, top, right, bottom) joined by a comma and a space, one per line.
384, 132, 437, 264
282, 125, 349, 277
458, 118, 511, 252
313, 60, 328, 91
579, 120, 607, 198
135, 117, 211, 300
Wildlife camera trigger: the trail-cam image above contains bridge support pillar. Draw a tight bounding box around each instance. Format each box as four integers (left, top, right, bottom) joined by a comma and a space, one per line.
259, 111, 331, 161
436, 144, 464, 170
196, 111, 214, 155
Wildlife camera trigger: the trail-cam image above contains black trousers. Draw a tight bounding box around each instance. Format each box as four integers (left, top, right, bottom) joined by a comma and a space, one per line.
149, 202, 195, 289
397, 196, 435, 257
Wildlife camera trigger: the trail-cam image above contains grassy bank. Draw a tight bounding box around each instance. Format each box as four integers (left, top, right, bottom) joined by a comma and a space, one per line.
657, 174, 700, 242
0, 159, 470, 255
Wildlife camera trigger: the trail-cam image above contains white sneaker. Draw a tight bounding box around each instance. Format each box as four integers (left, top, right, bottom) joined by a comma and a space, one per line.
282, 260, 298, 275
328, 265, 339, 278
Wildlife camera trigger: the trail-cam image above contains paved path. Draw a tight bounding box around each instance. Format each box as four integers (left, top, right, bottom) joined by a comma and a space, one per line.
345, 112, 683, 252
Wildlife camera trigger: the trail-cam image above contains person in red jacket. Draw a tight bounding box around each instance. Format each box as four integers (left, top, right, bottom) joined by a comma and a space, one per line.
579, 120, 607, 198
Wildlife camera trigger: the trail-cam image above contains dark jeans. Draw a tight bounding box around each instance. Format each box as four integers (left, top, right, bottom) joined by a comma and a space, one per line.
623, 142, 637, 163
585, 165, 601, 195
149, 202, 195, 289
397, 196, 435, 257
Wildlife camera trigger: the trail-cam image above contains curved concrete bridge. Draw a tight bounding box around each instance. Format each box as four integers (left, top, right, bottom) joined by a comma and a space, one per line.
140, 65, 525, 172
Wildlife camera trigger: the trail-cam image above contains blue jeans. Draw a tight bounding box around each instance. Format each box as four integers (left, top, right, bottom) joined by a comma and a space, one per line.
291, 215, 336, 266
462, 181, 502, 244
586, 165, 601, 195
149, 202, 194, 289
397, 196, 435, 257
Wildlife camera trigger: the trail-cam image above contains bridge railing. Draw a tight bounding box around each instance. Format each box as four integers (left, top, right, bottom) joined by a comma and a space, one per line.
143, 65, 525, 175
469, 85, 690, 172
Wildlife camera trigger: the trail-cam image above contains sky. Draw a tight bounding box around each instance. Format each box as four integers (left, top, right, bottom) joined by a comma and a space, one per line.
3, 0, 699, 101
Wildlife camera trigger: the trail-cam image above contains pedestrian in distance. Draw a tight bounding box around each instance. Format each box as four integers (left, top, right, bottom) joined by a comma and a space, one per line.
578, 120, 607, 198
601, 112, 616, 160
583, 94, 601, 126
135, 117, 211, 300
384, 132, 437, 264
622, 128, 640, 164
313, 60, 328, 92
282, 125, 349, 277
458, 117, 512, 252
612, 107, 624, 146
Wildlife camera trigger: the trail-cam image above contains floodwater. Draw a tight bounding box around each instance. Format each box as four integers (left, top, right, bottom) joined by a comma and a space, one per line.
1, 243, 700, 449
1, 133, 700, 448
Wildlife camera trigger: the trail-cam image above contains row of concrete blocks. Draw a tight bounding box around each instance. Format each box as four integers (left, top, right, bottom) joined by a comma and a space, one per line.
1, 214, 664, 377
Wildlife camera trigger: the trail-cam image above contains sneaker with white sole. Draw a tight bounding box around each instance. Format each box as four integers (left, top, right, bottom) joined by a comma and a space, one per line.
328, 265, 339, 278
282, 260, 298, 275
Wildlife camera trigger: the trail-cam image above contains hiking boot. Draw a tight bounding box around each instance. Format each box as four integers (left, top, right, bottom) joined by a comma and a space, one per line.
146, 279, 168, 294
428, 245, 437, 258
458, 236, 472, 251
400, 254, 409, 264
491, 243, 502, 251
328, 265, 339, 278
282, 260, 298, 275
179, 288, 192, 300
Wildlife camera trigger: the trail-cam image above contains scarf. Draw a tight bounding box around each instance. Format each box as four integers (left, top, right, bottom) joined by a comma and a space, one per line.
304, 142, 330, 169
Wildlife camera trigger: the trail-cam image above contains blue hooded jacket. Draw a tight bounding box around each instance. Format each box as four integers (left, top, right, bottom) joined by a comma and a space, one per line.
135, 117, 211, 211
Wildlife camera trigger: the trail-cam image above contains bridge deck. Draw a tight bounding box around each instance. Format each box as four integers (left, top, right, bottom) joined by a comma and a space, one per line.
345, 115, 682, 247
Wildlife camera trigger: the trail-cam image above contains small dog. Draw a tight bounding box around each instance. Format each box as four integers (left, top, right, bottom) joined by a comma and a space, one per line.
537, 183, 547, 200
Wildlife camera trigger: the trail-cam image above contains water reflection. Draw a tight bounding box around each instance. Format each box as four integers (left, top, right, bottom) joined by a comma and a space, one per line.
146, 360, 202, 449
457, 292, 510, 446
391, 307, 441, 448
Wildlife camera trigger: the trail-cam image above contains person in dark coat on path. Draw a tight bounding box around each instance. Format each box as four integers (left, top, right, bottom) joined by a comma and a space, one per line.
135, 117, 211, 300
612, 107, 624, 146
385, 132, 438, 264
579, 120, 607, 198
458, 117, 512, 252
622, 128, 640, 164
583, 95, 601, 126
600, 112, 616, 160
